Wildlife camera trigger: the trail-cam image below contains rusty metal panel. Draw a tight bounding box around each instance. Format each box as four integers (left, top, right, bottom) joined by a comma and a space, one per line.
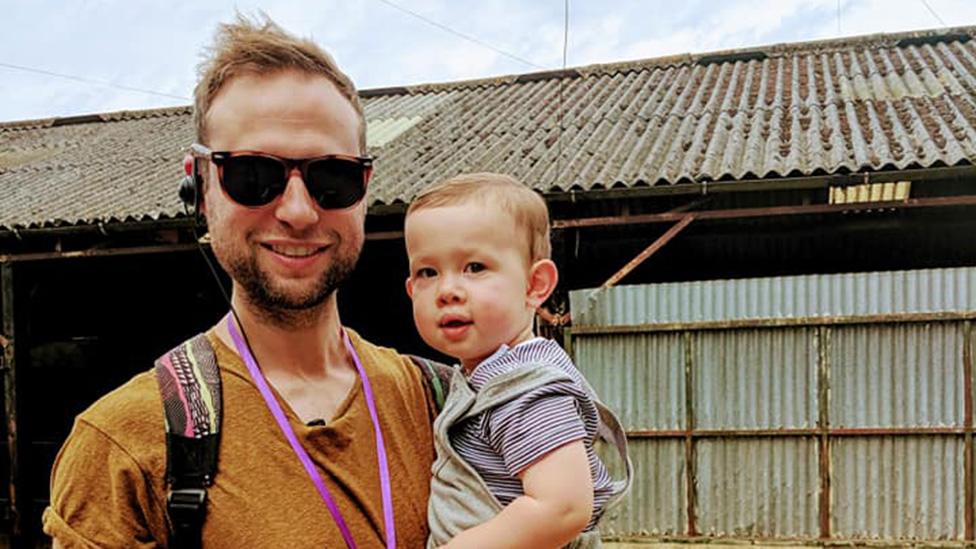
574, 332, 685, 431
830, 323, 964, 428
832, 436, 964, 540
598, 438, 687, 537
694, 328, 817, 429
696, 437, 819, 537
570, 267, 976, 327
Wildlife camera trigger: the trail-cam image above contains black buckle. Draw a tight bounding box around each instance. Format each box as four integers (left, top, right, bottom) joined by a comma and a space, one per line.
168, 488, 207, 524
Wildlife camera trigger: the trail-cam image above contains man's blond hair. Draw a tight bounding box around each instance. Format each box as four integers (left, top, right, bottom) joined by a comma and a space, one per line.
194, 13, 366, 152
407, 173, 551, 262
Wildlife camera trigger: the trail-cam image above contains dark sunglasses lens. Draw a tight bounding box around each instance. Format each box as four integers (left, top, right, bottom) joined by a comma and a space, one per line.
221, 156, 286, 206
305, 158, 367, 209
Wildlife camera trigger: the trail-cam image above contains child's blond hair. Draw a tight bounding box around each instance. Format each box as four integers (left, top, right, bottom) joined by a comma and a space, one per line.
407, 173, 551, 262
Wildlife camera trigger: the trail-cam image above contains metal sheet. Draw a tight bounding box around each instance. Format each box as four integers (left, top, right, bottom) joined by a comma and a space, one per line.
598, 438, 686, 537
696, 437, 819, 538
574, 332, 685, 430
570, 267, 976, 327
6, 30, 976, 229
694, 329, 817, 429
830, 323, 964, 428
832, 437, 964, 540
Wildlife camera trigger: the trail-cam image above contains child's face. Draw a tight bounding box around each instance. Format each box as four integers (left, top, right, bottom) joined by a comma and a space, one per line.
405, 202, 539, 371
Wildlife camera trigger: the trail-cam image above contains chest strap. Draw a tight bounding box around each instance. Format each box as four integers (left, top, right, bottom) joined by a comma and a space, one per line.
154, 333, 223, 549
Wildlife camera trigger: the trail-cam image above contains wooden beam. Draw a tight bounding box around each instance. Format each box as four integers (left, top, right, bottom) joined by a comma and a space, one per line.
684, 332, 698, 536
552, 194, 976, 230
1, 264, 21, 541
0, 243, 202, 263
965, 321, 974, 541
817, 327, 832, 540
600, 215, 695, 289
542, 164, 976, 203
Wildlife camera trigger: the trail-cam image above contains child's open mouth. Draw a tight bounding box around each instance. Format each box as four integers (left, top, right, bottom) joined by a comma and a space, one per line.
440, 319, 470, 328
439, 316, 472, 340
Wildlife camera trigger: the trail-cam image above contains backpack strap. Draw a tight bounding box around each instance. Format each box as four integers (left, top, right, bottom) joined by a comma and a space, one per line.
154, 333, 223, 549
408, 354, 454, 411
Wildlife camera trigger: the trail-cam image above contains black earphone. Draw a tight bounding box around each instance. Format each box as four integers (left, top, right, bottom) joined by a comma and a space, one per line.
179, 153, 203, 219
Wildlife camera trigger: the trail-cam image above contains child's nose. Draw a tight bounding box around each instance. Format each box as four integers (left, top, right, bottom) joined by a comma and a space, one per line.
436, 276, 465, 305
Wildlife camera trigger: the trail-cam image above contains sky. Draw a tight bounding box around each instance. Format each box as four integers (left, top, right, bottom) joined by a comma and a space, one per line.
2, 0, 976, 123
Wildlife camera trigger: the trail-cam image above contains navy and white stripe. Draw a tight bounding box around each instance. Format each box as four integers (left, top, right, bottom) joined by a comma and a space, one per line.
453, 338, 615, 530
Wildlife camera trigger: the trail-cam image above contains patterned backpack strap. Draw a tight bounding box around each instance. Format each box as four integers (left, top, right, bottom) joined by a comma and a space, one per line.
408, 354, 454, 411
154, 333, 223, 549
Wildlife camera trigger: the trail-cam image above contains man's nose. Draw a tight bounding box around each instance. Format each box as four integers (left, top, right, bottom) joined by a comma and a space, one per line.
274, 168, 319, 229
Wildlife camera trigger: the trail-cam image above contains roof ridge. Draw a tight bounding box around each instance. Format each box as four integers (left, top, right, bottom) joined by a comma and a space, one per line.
3, 25, 973, 121
0, 104, 192, 131
358, 25, 976, 97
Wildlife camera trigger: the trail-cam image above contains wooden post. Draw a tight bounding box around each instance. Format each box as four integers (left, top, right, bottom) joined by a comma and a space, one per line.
684, 332, 698, 536
817, 327, 831, 539
1, 263, 21, 543
964, 321, 974, 541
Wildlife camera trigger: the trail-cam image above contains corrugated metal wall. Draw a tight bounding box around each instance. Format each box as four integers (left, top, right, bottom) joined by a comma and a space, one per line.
570, 266, 976, 543
570, 267, 976, 326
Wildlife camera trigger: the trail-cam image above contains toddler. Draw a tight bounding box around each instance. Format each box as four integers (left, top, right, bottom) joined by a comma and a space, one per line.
404, 173, 631, 548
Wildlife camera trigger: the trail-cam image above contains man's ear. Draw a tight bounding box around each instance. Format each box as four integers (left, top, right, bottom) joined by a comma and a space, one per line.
405, 276, 414, 300
197, 168, 208, 216
526, 259, 558, 309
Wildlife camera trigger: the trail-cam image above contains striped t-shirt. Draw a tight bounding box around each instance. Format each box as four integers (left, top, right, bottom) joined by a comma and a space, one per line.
451, 337, 615, 529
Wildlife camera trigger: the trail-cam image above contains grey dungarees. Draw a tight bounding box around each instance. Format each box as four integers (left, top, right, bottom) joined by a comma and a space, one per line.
427, 364, 633, 548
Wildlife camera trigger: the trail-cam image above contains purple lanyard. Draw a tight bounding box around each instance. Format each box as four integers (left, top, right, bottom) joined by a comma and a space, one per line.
226, 315, 396, 549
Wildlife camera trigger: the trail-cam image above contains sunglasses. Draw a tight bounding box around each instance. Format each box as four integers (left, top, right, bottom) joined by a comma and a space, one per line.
190, 143, 373, 209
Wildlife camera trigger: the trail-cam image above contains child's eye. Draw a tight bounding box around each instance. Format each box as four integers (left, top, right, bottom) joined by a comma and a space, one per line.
465, 262, 486, 273
415, 267, 437, 278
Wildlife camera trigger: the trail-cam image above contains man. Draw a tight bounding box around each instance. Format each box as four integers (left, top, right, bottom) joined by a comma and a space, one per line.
43, 15, 436, 548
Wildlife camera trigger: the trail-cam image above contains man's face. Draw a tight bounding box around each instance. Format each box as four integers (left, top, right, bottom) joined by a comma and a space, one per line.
201, 70, 367, 316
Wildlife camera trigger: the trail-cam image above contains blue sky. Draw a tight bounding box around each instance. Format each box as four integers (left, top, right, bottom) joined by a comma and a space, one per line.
2, 0, 976, 122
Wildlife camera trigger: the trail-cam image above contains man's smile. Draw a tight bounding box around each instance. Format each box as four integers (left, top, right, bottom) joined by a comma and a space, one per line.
261, 243, 329, 258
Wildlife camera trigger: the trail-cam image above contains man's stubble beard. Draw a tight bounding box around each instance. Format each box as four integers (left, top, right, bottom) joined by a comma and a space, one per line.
218, 238, 361, 329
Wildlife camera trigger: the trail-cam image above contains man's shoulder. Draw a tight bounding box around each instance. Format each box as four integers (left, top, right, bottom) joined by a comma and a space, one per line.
47, 368, 172, 546
346, 329, 416, 374
346, 330, 445, 417
76, 368, 164, 440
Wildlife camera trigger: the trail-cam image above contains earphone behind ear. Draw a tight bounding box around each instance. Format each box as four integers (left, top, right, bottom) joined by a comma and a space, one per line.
179, 153, 203, 219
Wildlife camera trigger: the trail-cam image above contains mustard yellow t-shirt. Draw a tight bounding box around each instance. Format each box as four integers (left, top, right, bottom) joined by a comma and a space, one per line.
43, 329, 436, 548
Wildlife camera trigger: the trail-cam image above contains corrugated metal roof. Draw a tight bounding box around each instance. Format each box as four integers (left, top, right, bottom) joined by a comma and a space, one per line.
3, 27, 976, 229
0, 108, 194, 229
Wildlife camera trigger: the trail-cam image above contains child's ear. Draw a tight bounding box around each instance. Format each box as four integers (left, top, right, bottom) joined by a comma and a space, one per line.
405, 276, 414, 300
526, 259, 558, 309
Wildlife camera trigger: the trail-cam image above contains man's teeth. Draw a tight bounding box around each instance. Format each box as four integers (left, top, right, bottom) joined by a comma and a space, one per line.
270, 245, 319, 257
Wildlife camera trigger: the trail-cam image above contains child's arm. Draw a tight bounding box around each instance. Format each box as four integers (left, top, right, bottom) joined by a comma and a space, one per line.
442, 440, 593, 549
